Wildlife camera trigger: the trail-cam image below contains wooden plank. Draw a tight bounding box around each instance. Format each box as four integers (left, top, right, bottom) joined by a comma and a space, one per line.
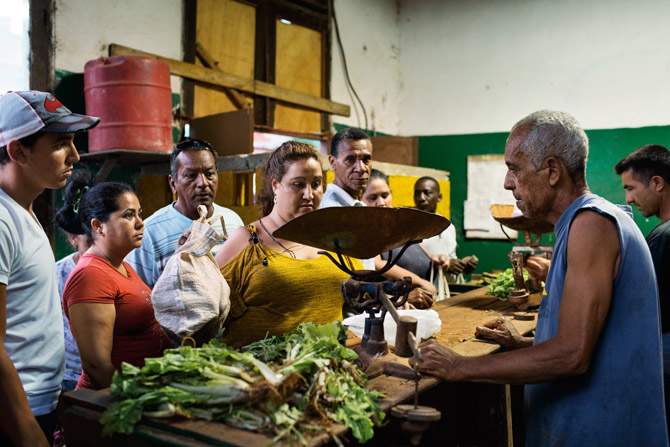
109, 44, 350, 117
188, 108, 255, 156
194, 0, 255, 117
30, 0, 55, 92
362, 160, 450, 181
432, 287, 537, 355
79, 150, 171, 165
253, 0, 271, 126
273, 20, 322, 133
370, 136, 418, 166
79, 150, 270, 177
195, 41, 248, 110
62, 388, 342, 447
181, 0, 197, 118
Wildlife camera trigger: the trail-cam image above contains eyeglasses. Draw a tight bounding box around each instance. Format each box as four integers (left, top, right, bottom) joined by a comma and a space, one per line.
174, 138, 214, 152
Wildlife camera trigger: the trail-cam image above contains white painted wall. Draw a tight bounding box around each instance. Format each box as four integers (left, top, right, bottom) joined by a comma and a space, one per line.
333, 0, 670, 136
330, 0, 401, 135
53, 0, 670, 136
54, 0, 183, 92
0, 0, 30, 93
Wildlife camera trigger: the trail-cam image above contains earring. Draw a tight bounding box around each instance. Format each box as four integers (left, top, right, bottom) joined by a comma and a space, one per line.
273, 196, 278, 204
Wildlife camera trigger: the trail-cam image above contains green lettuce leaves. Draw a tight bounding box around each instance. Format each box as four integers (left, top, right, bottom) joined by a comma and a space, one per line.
100, 321, 385, 444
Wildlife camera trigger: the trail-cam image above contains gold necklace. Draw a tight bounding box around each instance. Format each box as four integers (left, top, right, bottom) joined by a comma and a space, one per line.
258, 218, 297, 258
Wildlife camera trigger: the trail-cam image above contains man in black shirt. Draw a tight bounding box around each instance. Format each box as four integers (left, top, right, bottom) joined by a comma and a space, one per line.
615, 144, 670, 434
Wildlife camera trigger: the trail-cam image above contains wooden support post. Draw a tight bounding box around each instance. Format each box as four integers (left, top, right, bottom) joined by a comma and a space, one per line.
505, 384, 514, 447
30, 0, 56, 246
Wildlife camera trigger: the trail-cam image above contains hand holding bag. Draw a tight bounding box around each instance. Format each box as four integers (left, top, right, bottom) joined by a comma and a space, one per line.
151, 205, 231, 343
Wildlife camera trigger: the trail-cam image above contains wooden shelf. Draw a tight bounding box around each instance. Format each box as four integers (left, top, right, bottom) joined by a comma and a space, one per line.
79, 149, 172, 164
77, 149, 272, 182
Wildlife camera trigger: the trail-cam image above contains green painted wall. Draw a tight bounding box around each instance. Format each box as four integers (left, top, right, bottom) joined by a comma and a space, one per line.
418, 125, 670, 274
418, 132, 514, 274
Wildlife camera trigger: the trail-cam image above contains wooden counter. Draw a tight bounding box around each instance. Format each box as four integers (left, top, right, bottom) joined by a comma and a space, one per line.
367, 287, 536, 406
60, 287, 536, 447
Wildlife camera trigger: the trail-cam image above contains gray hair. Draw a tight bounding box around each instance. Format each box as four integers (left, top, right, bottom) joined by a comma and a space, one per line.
510, 110, 589, 181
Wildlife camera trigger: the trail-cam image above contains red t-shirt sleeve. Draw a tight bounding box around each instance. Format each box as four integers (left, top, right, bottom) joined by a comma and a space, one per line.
63, 263, 117, 319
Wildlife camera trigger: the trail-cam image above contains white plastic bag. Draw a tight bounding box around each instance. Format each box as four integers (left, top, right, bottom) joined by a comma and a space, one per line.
342, 309, 442, 347
151, 206, 231, 340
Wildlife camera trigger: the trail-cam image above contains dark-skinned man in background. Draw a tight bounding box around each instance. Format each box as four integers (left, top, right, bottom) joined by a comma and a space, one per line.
414, 176, 478, 278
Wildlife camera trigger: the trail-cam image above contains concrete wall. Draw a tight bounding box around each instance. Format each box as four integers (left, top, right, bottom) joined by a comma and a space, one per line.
332, 0, 670, 136
0, 0, 30, 92
52, 0, 670, 135
330, 0, 402, 135
54, 0, 183, 92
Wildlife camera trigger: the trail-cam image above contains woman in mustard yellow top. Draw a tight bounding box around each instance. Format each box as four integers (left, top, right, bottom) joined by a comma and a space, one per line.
215, 141, 361, 347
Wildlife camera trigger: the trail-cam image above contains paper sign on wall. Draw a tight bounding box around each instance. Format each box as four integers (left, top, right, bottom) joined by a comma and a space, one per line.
464, 154, 518, 240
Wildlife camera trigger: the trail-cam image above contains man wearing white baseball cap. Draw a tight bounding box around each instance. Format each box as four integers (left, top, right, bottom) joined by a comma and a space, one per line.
0, 90, 99, 446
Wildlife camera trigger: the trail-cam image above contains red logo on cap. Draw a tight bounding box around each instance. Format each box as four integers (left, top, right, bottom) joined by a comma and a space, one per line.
44, 94, 65, 113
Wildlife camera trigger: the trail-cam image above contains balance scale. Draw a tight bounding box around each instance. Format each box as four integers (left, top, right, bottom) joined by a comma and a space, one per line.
275, 206, 449, 446
490, 204, 554, 310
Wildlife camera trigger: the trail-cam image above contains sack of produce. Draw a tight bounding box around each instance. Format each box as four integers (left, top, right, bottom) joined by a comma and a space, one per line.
151, 205, 231, 341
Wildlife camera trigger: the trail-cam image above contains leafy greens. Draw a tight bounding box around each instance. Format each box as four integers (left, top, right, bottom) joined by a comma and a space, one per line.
100, 321, 385, 445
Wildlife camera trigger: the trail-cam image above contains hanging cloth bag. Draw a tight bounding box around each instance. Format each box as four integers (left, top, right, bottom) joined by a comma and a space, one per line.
151, 205, 231, 341
421, 243, 451, 302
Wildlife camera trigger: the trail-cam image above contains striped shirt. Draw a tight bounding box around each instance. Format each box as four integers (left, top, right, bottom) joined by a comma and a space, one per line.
126, 202, 243, 288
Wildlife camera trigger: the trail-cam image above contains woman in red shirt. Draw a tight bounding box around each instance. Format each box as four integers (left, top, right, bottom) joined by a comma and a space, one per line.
56, 171, 171, 389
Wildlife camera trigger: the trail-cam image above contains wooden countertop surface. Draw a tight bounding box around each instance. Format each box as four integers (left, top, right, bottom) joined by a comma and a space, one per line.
62, 287, 537, 447
365, 287, 537, 410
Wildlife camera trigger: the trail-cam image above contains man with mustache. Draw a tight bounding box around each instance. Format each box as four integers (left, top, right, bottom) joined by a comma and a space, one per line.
321, 128, 436, 307
321, 127, 373, 208
0, 91, 99, 446
412, 111, 667, 445
126, 139, 243, 288
615, 144, 670, 436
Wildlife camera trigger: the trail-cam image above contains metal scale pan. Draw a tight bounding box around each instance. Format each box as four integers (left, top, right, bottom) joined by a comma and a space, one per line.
274, 206, 450, 260
489, 204, 554, 238
274, 206, 450, 351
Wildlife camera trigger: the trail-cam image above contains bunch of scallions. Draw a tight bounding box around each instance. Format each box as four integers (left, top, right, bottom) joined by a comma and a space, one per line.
100, 321, 385, 445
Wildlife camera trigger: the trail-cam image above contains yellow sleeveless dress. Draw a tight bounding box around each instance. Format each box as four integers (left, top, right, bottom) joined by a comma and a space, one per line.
220, 226, 362, 347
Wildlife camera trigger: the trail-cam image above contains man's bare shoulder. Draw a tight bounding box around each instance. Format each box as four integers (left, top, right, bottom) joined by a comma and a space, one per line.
567, 209, 620, 270
570, 209, 618, 237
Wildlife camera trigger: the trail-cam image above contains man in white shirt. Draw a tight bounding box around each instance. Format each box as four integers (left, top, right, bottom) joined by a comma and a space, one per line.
126, 139, 244, 288
0, 90, 99, 446
414, 176, 478, 276
321, 128, 373, 208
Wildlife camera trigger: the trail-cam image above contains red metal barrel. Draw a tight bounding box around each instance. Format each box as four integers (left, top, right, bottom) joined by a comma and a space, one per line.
84, 56, 172, 152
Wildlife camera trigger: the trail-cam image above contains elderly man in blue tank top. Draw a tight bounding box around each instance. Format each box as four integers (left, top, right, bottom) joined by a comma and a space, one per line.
411, 110, 668, 446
